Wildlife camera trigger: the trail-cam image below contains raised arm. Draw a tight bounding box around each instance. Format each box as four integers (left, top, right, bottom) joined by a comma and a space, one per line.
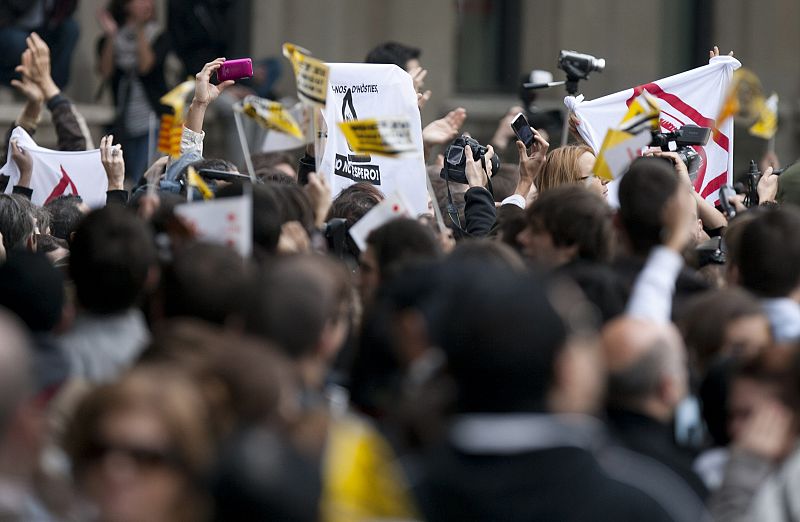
26, 32, 87, 151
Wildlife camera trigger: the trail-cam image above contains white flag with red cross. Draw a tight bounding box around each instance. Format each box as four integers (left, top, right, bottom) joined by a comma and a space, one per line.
174, 193, 252, 257
565, 55, 741, 205
1, 126, 107, 208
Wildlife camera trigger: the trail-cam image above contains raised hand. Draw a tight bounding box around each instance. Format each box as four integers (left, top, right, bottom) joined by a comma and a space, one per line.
735, 400, 794, 461
96, 8, 118, 36
660, 186, 696, 253
423, 107, 467, 147
193, 58, 235, 106
305, 172, 332, 227
100, 135, 125, 191
26, 32, 59, 100
491, 106, 524, 150
757, 166, 778, 204
465, 145, 494, 188
709, 45, 734, 59
517, 127, 549, 190
409, 66, 432, 108
11, 140, 33, 188
11, 50, 43, 105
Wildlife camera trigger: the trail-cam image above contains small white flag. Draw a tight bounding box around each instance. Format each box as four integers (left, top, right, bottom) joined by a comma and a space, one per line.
174, 193, 253, 257
348, 191, 412, 252
1, 127, 107, 208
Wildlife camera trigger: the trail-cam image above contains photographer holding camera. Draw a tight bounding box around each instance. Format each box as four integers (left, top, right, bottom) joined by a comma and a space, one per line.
645, 148, 728, 239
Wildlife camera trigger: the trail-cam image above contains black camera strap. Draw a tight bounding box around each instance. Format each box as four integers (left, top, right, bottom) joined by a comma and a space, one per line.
444, 167, 494, 239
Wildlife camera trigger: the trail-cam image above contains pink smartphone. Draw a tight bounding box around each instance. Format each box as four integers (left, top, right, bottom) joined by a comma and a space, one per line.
217, 58, 253, 82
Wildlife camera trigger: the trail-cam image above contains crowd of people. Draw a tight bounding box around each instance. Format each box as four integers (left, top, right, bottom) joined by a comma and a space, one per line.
0, 2, 799, 521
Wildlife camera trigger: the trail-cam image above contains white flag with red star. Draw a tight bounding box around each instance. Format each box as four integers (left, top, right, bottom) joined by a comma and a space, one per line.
174, 192, 252, 257
348, 190, 411, 252
1, 127, 107, 207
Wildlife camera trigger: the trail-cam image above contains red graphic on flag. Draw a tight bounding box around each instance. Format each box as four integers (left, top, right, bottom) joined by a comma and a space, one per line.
44, 165, 79, 205
392, 204, 400, 212
626, 83, 729, 200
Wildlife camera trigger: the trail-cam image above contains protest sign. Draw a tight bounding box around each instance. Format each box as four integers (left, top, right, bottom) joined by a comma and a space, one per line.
319, 63, 428, 215
283, 43, 330, 107
1, 127, 106, 208
242, 96, 304, 139
338, 117, 416, 156
348, 191, 412, 252
174, 192, 252, 257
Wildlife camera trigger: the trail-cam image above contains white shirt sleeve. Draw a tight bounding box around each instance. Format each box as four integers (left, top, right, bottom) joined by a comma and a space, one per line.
181, 125, 205, 156
626, 246, 684, 323
500, 194, 526, 210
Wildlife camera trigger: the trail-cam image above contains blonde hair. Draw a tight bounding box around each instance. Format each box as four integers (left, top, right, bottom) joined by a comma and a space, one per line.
537, 144, 594, 193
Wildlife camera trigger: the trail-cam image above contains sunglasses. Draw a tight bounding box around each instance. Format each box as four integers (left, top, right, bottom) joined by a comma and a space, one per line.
82, 440, 183, 471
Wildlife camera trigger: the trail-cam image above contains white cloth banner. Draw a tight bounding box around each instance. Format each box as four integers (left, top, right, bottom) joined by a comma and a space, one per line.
174, 193, 253, 257
319, 63, 428, 215
565, 56, 741, 204
1, 127, 107, 208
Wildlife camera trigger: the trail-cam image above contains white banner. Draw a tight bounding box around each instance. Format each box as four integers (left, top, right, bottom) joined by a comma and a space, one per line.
174, 193, 253, 257
319, 63, 428, 215
1, 127, 106, 208
565, 56, 741, 204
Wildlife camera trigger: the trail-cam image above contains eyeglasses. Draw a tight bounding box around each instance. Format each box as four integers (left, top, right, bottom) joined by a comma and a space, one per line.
82, 440, 183, 471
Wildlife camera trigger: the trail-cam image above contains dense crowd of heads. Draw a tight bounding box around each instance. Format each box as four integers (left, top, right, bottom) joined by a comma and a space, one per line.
0, 3, 798, 520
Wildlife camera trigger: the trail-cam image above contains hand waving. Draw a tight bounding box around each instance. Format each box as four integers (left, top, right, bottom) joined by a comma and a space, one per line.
422, 107, 467, 147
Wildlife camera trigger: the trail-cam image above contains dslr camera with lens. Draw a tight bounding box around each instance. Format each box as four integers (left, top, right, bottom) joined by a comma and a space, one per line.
651, 125, 711, 182
440, 135, 500, 185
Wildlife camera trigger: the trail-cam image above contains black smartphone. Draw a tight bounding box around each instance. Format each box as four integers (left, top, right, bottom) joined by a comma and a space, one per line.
511, 112, 535, 148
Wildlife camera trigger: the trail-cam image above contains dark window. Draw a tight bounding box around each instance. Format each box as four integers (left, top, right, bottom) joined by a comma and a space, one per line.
455, 0, 521, 93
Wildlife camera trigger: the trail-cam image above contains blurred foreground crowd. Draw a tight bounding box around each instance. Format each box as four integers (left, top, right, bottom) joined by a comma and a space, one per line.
1, 2, 800, 522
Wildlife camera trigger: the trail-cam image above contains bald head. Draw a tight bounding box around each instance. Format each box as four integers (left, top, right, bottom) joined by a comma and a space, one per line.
0, 308, 32, 438
601, 317, 687, 418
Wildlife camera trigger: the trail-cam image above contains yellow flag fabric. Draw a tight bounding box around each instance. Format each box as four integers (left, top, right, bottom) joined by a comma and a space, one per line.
338, 117, 416, 156
321, 415, 418, 522
282, 43, 330, 106
749, 92, 778, 140
241, 96, 304, 139
593, 94, 660, 181
159, 79, 196, 111
157, 79, 196, 157
187, 166, 213, 200
620, 92, 660, 133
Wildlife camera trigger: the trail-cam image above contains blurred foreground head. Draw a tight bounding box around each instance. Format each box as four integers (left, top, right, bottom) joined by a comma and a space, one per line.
433, 262, 567, 413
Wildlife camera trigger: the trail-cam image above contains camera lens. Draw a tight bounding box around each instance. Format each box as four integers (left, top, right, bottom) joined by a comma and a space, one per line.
593, 58, 606, 72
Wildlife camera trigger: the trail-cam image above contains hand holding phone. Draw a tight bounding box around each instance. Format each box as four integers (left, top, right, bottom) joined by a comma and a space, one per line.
217, 58, 254, 82
510, 112, 535, 148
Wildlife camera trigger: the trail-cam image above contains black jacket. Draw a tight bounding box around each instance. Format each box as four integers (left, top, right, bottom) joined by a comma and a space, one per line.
607, 408, 709, 501
417, 443, 673, 522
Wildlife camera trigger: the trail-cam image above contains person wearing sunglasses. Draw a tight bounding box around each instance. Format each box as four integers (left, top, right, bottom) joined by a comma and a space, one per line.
64, 365, 214, 522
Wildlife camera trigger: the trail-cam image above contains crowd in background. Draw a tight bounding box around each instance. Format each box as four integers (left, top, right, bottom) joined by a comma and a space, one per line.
0, 1, 800, 521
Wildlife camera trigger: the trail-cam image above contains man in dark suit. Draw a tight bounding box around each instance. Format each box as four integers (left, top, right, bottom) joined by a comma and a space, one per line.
603, 316, 710, 501
415, 260, 681, 521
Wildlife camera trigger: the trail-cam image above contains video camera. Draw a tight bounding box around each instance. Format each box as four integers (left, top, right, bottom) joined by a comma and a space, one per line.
651, 125, 711, 182
558, 50, 606, 82
440, 135, 500, 185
